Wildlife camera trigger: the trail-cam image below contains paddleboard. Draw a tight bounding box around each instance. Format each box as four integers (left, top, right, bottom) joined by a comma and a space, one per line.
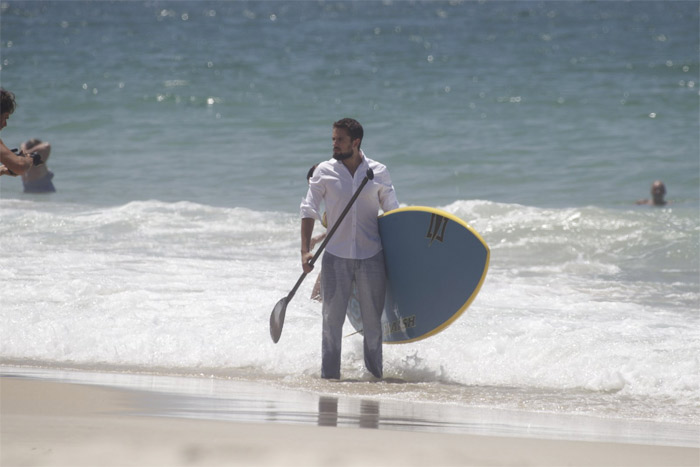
347, 206, 489, 344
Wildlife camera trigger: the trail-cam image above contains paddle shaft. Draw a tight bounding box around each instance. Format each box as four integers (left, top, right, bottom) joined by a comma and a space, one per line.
286, 169, 374, 302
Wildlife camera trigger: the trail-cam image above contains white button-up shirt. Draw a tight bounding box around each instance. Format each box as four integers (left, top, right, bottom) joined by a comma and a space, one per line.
300, 151, 399, 260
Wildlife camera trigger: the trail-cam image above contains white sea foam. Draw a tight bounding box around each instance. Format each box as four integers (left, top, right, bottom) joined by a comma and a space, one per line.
1, 199, 698, 425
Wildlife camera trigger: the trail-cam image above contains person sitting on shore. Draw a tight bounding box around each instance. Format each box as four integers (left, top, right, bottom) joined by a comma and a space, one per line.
636, 180, 668, 206
20, 138, 55, 193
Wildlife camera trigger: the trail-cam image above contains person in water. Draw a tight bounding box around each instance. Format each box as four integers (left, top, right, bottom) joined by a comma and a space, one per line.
636, 180, 668, 206
20, 139, 55, 193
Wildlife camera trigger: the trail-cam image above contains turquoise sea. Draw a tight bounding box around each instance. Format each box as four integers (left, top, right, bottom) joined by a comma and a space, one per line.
1, 0, 698, 445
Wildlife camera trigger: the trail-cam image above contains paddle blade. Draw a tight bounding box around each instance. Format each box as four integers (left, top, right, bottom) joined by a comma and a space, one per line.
270, 297, 288, 343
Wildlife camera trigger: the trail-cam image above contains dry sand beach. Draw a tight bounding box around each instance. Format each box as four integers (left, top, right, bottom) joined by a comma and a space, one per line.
1, 371, 698, 467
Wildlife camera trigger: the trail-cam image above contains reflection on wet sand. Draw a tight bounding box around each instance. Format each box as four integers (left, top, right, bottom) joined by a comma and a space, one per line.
318, 396, 337, 427
318, 396, 379, 429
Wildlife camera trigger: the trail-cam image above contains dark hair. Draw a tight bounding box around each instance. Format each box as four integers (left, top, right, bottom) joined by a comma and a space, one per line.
0, 88, 16, 115
24, 138, 43, 150
333, 118, 363, 148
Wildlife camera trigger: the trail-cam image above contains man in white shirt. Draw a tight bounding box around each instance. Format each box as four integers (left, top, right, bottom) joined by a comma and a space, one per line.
300, 118, 399, 379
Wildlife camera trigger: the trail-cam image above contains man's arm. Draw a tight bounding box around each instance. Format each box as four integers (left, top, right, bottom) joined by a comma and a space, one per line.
301, 217, 316, 273
375, 165, 399, 212
0, 140, 32, 176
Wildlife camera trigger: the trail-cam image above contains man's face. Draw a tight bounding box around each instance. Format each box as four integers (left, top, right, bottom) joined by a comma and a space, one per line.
0, 112, 9, 131
332, 127, 356, 161
651, 182, 666, 203
651, 183, 665, 197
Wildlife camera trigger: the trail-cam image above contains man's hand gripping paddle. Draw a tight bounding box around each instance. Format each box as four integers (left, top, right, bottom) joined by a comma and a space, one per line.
270, 168, 374, 343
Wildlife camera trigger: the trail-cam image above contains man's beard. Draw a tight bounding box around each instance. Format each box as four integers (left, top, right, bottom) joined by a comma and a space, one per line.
333, 150, 353, 161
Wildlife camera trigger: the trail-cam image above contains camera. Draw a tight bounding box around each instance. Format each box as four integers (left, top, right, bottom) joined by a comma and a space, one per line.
10, 147, 43, 166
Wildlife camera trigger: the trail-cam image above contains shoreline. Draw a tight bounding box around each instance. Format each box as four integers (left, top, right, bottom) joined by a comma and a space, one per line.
2, 364, 698, 445
2, 367, 699, 467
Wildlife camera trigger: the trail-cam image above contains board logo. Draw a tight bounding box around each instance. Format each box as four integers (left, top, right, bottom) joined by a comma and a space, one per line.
384, 315, 416, 336
426, 214, 448, 245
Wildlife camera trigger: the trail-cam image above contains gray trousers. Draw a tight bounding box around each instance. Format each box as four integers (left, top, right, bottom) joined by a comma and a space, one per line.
321, 251, 385, 379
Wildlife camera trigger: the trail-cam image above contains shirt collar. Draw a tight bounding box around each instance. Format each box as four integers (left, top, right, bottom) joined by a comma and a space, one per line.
331, 150, 369, 174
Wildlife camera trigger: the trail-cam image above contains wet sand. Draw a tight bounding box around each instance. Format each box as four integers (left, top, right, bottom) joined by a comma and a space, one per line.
1, 373, 698, 467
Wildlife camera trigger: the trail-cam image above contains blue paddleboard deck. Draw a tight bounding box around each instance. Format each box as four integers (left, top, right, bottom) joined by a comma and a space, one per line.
347, 207, 489, 344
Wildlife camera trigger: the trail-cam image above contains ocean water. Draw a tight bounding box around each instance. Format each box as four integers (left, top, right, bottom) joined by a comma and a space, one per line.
1, 0, 698, 439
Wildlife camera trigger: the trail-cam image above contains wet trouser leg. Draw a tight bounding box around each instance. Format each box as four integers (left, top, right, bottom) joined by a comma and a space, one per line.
354, 252, 385, 378
321, 252, 385, 379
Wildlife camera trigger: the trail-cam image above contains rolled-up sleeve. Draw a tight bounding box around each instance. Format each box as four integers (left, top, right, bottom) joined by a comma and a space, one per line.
300, 172, 324, 221
373, 164, 399, 213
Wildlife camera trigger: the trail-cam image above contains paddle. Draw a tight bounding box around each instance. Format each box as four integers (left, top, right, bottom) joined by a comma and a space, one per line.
270, 168, 375, 343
